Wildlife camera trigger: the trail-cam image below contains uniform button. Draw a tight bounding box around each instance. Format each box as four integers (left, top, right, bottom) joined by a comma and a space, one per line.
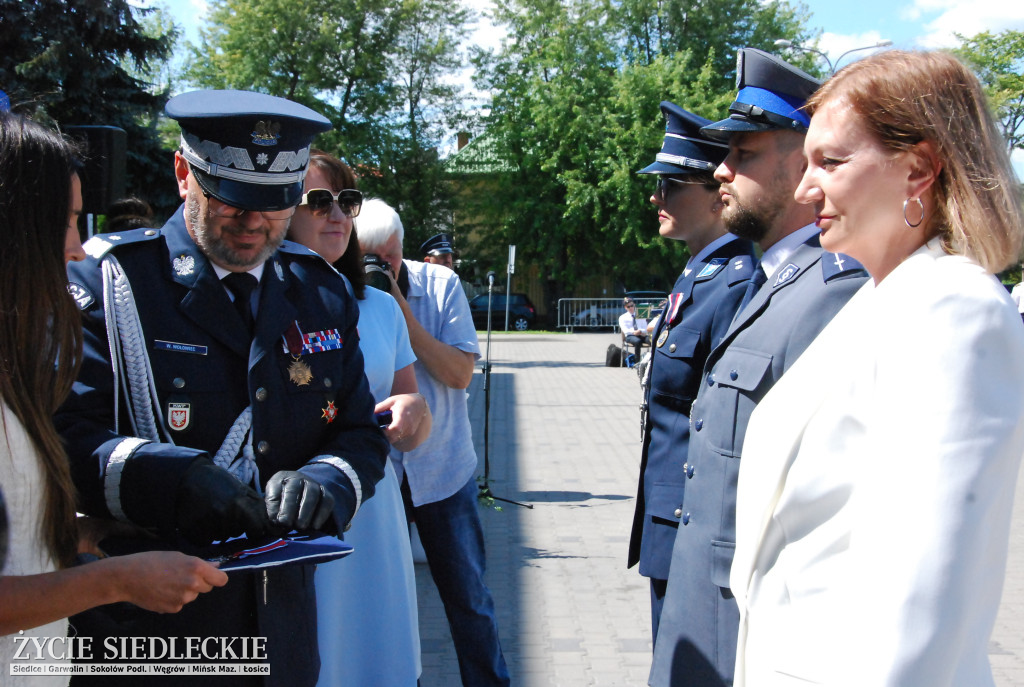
682, 513, 691, 525
673, 508, 683, 519
694, 418, 703, 431
144, 229, 156, 236
706, 373, 714, 387
255, 387, 268, 402
323, 377, 332, 388
257, 441, 270, 455
686, 464, 695, 478
172, 377, 186, 389
669, 343, 676, 353
730, 370, 738, 380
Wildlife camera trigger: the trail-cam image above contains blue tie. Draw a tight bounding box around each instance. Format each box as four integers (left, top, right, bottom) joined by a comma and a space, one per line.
738, 263, 768, 312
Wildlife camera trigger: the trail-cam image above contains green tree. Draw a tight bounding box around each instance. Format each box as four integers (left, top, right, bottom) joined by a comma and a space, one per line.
465, 0, 812, 310
186, 0, 473, 241
954, 30, 1024, 154
0, 0, 180, 213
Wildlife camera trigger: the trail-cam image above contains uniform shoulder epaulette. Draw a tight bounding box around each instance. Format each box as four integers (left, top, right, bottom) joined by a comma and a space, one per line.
726, 254, 756, 286
821, 252, 867, 281
82, 227, 162, 260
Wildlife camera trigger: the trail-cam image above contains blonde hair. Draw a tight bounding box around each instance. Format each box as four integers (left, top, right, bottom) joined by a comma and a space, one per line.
807, 50, 1023, 273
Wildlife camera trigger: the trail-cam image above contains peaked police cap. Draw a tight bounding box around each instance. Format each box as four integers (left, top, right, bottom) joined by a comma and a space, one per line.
638, 102, 728, 176
701, 48, 821, 142
166, 90, 332, 212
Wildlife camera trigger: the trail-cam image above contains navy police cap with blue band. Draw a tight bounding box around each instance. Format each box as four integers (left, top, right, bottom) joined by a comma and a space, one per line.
638, 101, 728, 176
166, 90, 332, 212
700, 48, 821, 143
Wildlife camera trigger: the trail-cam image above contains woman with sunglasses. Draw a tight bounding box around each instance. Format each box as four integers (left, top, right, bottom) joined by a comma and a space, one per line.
288, 150, 430, 687
0, 112, 227, 681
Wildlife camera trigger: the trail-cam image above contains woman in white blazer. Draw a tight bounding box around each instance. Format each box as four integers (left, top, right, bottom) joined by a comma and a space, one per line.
730, 50, 1024, 687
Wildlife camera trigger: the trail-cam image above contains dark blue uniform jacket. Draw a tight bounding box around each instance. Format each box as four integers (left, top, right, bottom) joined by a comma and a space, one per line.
628, 237, 756, 581
55, 207, 387, 686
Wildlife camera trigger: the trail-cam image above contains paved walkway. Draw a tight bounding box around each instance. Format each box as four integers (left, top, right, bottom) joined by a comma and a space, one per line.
414, 332, 1024, 687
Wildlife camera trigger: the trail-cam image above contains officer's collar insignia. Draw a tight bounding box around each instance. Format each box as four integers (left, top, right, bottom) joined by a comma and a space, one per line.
252, 120, 281, 146
733, 258, 747, 270
67, 282, 94, 310
696, 257, 728, 279
683, 267, 693, 278
274, 261, 284, 281
774, 263, 800, 287
173, 254, 196, 277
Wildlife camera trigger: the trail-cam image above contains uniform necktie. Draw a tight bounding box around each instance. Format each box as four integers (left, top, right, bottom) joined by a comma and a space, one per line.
223, 272, 258, 334
738, 263, 768, 312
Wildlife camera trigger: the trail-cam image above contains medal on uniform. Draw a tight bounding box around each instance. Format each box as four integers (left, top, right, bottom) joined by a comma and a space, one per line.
322, 401, 337, 424
657, 329, 670, 348
289, 359, 313, 386
283, 321, 313, 386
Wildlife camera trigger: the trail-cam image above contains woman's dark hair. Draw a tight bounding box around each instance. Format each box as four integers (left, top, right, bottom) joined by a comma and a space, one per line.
103, 196, 156, 233
0, 112, 83, 568
307, 150, 365, 299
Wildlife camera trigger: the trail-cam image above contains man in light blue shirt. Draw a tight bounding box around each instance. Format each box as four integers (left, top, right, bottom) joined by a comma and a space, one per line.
357, 198, 510, 687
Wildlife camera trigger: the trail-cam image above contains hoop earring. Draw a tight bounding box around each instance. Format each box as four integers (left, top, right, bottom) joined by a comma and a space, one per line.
903, 197, 925, 228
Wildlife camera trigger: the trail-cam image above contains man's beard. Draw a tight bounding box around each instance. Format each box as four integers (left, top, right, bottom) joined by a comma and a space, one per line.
187, 194, 284, 269
723, 200, 770, 243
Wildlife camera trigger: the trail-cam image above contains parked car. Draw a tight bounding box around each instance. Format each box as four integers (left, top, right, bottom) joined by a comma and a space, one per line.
469, 292, 537, 331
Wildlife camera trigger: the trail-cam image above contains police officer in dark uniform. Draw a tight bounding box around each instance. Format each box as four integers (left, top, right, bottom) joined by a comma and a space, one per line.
649, 50, 868, 687
55, 90, 388, 686
421, 232, 456, 270
627, 102, 756, 643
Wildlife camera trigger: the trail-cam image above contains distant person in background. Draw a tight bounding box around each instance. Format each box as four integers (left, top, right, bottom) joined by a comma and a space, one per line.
618, 296, 648, 363
103, 196, 155, 233
731, 49, 1024, 687
421, 232, 455, 270
627, 101, 755, 644
0, 111, 225, 682
359, 199, 511, 687
287, 150, 430, 687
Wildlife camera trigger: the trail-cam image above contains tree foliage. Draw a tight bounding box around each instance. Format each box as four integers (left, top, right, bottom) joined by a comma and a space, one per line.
464, 0, 813, 307
954, 30, 1024, 154
0, 0, 181, 212
185, 0, 473, 243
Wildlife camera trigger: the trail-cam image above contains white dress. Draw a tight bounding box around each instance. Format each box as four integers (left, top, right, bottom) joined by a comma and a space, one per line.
315, 287, 420, 686
0, 401, 69, 686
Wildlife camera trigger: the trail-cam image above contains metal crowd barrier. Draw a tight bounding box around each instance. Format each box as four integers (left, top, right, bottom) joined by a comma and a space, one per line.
557, 298, 624, 331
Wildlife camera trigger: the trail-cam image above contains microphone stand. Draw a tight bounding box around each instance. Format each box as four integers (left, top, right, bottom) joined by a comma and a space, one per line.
479, 271, 532, 509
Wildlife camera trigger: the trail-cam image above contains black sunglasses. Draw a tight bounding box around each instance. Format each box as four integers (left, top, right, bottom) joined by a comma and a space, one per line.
300, 188, 363, 218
